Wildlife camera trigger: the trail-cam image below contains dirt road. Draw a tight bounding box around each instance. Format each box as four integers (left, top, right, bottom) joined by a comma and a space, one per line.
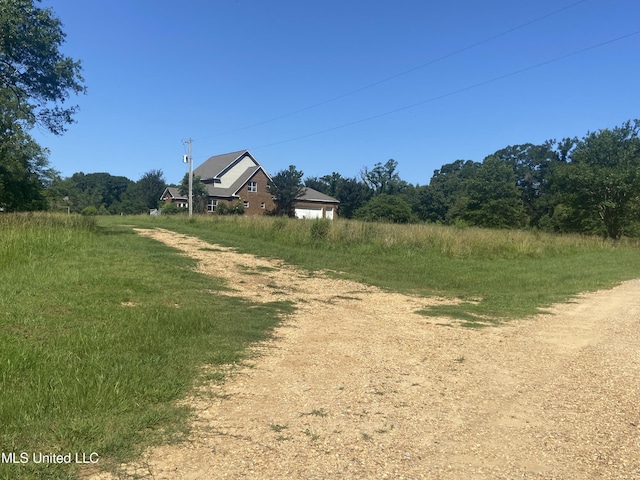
92, 228, 640, 479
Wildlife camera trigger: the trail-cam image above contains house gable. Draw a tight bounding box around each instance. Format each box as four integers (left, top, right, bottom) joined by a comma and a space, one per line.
236, 169, 275, 214
194, 150, 248, 181
195, 150, 273, 201
195, 150, 267, 183
160, 186, 188, 209
160, 186, 186, 202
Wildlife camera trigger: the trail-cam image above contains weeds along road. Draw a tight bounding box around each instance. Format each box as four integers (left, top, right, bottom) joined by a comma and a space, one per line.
91, 228, 640, 480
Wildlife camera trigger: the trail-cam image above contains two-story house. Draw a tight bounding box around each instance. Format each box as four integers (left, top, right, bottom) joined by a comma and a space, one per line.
160, 150, 339, 218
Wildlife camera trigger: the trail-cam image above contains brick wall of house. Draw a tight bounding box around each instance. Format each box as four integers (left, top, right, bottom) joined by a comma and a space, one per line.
236, 170, 275, 215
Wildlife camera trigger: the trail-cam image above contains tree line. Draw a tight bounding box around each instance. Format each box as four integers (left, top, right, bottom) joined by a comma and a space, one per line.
302, 120, 640, 239
46, 170, 168, 215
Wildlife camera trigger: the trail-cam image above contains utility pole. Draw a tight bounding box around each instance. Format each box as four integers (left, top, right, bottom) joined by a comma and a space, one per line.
182, 138, 193, 218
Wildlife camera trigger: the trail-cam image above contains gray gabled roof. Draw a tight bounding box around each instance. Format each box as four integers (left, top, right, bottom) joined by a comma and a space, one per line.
298, 187, 339, 204
193, 150, 270, 198
194, 150, 255, 181
161, 186, 186, 200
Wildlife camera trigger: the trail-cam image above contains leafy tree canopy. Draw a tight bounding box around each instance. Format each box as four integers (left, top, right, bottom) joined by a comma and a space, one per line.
416, 160, 479, 223
0, 0, 85, 211
136, 169, 166, 210
354, 194, 413, 223
0, 124, 53, 211
0, 0, 86, 134
179, 173, 208, 213
361, 159, 407, 196
454, 156, 527, 229
51, 172, 133, 213
551, 120, 640, 239
269, 165, 304, 217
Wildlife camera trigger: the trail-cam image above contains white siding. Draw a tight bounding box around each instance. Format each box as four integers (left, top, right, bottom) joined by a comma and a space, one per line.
218, 156, 256, 189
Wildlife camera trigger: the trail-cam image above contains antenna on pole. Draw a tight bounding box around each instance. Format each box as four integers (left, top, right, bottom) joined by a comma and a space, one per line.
182, 138, 193, 218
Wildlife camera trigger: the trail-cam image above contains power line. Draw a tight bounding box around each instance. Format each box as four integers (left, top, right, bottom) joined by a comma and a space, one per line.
249, 29, 640, 151
199, 0, 590, 141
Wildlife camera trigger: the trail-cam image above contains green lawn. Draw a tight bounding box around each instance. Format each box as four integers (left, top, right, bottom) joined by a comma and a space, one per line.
0, 214, 291, 479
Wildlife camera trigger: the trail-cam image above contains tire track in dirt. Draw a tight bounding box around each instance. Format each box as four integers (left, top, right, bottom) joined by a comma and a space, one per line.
90, 228, 640, 479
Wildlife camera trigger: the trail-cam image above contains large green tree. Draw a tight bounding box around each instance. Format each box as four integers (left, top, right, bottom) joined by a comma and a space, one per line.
0, 0, 85, 133
354, 194, 413, 223
551, 120, 640, 239
416, 160, 479, 223
361, 159, 407, 196
490, 141, 573, 227
333, 176, 372, 218
456, 155, 527, 229
114, 169, 167, 213
0, 124, 53, 210
135, 169, 166, 210
268, 165, 304, 217
179, 173, 208, 214
53, 172, 133, 213
416, 157, 526, 228
0, 0, 85, 211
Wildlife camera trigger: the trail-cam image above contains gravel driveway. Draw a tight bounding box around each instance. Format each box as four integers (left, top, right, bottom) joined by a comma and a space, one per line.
91, 228, 640, 480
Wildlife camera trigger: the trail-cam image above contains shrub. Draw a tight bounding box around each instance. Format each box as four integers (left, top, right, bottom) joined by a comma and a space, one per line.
354, 195, 413, 223
217, 199, 245, 215
81, 206, 98, 216
161, 202, 180, 215
310, 218, 331, 240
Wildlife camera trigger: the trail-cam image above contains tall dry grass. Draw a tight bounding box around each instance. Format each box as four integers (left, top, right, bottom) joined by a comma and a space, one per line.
160, 214, 628, 259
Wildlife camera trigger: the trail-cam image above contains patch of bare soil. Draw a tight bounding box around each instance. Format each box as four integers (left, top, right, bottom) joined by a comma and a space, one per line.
90, 228, 640, 479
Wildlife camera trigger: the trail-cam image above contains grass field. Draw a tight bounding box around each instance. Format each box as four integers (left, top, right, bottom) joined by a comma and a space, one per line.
0, 213, 291, 479
2, 212, 639, 479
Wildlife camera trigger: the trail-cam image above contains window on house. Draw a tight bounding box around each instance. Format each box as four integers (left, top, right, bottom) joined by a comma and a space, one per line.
247, 182, 257, 192
260, 202, 266, 209
207, 199, 217, 212
243, 201, 249, 208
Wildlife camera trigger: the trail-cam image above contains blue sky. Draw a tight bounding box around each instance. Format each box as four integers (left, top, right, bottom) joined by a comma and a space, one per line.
34, 0, 640, 186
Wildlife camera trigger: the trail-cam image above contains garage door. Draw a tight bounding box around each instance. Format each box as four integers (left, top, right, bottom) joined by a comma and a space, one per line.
295, 206, 323, 219
325, 207, 334, 220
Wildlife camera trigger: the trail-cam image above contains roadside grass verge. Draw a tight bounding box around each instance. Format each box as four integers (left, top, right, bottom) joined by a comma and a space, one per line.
101, 214, 640, 325
0, 213, 291, 479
